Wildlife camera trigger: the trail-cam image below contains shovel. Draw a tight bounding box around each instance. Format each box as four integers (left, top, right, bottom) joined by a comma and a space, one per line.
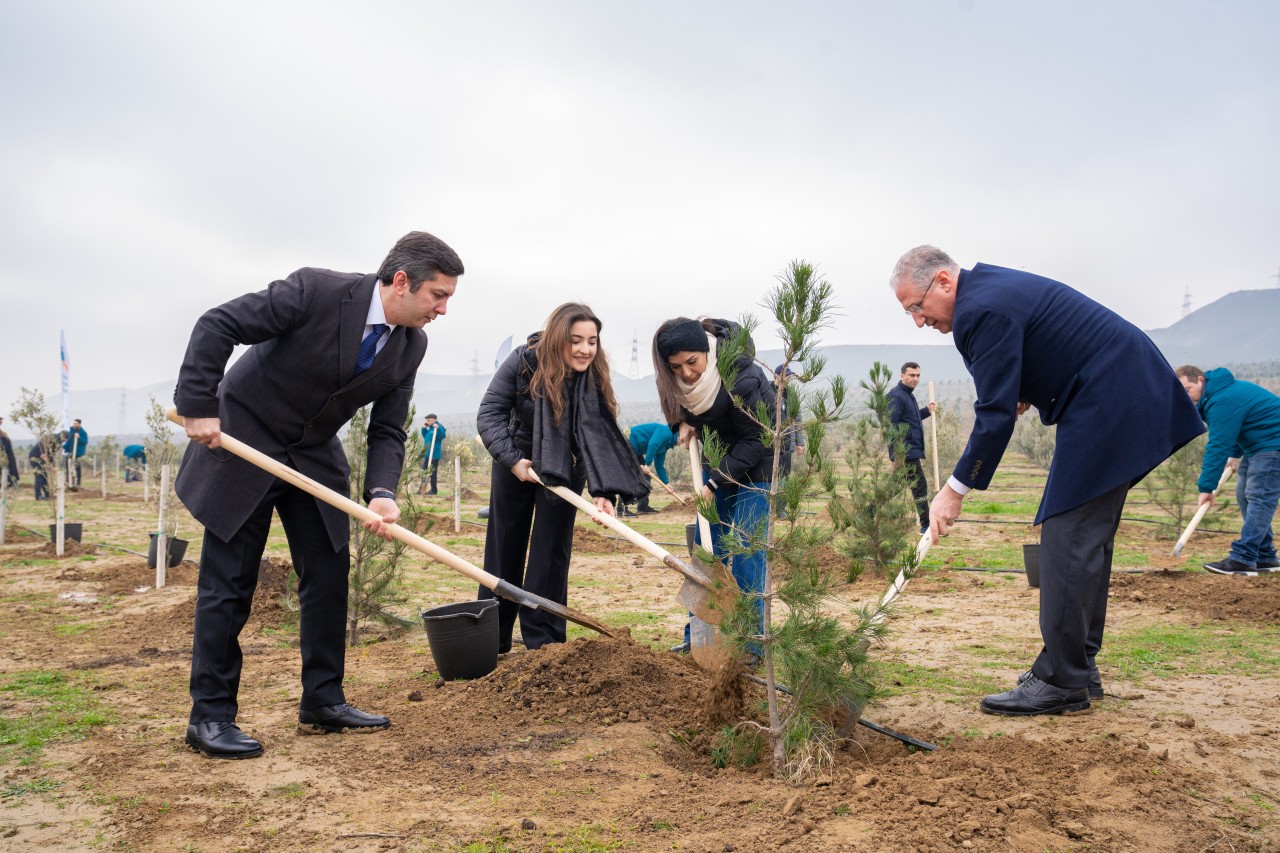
647, 469, 687, 505
686, 437, 738, 669
165, 410, 613, 637
1172, 463, 1235, 557
529, 472, 737, 625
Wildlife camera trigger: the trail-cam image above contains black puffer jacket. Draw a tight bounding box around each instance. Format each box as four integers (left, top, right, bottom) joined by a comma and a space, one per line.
682, 320, 777, 486
477, 334, 541, 473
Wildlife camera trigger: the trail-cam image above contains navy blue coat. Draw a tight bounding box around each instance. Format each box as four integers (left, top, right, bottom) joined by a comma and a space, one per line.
887, 382, 930, 461
951, 264, 1204, 523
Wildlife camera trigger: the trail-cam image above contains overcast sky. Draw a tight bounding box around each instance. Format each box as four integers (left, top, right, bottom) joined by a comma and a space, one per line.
2, 0, 1278, 434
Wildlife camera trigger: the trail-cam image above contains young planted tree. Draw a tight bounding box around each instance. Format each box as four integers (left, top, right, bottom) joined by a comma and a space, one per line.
9, 388, 64, 517
705, 261, 919, 781
94, 434, 120, 481
830, 362, 918, 580
143, 396, 185, 542
1143, 434, 1214, 536
344, 405, 429, 646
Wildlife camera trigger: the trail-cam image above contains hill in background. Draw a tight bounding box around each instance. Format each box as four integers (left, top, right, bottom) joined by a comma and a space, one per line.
13, 288, 1278, 441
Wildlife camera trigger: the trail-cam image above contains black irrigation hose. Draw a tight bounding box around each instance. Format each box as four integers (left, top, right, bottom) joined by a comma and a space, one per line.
745, 674, 936, 752
951, 517, 1239, 535
11, 524, 198, 566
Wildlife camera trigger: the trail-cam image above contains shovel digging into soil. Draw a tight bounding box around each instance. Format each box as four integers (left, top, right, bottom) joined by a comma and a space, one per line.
528, 471, 738, 625
165, 409, 613, 637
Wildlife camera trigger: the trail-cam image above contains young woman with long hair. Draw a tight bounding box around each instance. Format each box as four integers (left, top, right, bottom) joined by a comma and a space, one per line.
652, 316, 776, 654
476, 303, 648, 651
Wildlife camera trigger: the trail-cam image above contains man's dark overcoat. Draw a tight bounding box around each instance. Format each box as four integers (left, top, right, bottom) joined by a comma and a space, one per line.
174, 268, 425, 551
950, 263, 1204, 523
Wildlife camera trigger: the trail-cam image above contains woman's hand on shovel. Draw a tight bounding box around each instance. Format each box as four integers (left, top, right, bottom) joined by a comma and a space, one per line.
363, 497, 401, 541
591, 496, 615, 526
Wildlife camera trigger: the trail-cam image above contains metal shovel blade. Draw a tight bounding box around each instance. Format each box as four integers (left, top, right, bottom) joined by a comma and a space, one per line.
492, 579, 613, 637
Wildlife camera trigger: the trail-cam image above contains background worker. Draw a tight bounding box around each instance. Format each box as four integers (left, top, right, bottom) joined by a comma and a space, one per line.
888, 362, 937, 533
1175, 365, 1280, 575
891, 245, 1203, 717
420, 414, 447, 495
63, 418, 88, 487
29, 441, 49, 500
0, 417, 18, 488
122, 444, 147, 483
626, 422, 679, 514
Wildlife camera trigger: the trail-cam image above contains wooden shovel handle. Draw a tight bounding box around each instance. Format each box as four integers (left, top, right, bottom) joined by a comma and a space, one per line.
648, 468, 687, 505
167, 410, 500, 588
530, 472, 712, 588
874, 530, 933, 624
688, 437, 714, 551
1172, 463, 1235, 556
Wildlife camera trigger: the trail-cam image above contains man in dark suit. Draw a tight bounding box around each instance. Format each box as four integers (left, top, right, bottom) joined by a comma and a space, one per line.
890, 246, 1203, 717
175, 231, 464, 758
887, 362, 937, 533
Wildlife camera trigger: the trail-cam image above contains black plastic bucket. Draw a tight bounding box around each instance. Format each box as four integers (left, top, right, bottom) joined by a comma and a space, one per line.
147, 534, 189, 569
49, 523, 83, 543
422, 599, 500, 680
1023, 544, 1041, 589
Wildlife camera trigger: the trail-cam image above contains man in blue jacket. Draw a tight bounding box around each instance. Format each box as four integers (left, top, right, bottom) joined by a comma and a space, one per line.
1175, 365, 1280, 575
420, 414, 447, 495
626, 422, 678, 514
890, 246, 1204, 717
63, 419, 88, 487
888, 362, 937, 533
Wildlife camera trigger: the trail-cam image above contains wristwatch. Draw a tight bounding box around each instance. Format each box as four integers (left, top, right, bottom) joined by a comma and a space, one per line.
366, 488, 396, 503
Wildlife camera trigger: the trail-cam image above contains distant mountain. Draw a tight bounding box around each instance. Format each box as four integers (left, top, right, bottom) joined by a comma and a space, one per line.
1143, 288, 1280, 367
17, 289, 1275, 441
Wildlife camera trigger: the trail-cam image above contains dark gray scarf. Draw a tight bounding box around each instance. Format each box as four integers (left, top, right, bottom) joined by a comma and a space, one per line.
533, 370, 649, 502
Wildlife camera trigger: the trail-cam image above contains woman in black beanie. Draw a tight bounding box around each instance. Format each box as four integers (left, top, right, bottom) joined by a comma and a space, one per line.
477, 303, 648, 651
652, 317, 775, 653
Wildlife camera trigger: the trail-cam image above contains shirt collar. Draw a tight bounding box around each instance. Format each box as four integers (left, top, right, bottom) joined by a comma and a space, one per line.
367, 283, 396, 329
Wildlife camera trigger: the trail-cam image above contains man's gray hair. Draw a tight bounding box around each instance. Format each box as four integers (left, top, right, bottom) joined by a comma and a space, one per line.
889, 245, 959, 292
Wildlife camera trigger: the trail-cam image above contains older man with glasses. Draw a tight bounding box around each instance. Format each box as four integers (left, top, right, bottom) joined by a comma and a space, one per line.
889, 246, 1204, 717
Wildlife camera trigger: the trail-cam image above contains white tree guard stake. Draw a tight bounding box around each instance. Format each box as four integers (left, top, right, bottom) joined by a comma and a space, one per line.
56, 471, 66, 557
453, 456, 461, 533
162, 409, 613, 636
1172, 464, 1235, 557
929, 381, 940, 489
156, 463, 170, 588
101, 469, 106, 499
0, 470, 8, 545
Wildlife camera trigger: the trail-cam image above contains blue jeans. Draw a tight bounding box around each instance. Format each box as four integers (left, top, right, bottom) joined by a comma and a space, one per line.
684, 479, 769, 645
1231, 451, 1280, 566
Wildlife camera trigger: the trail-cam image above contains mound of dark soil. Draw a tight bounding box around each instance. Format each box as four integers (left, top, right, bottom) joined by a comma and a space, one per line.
1111, 569, 1280, 622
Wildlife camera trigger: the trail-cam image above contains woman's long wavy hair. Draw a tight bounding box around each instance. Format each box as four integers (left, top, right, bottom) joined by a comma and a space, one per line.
651, 317, 716, 424
530, 302, 618, 426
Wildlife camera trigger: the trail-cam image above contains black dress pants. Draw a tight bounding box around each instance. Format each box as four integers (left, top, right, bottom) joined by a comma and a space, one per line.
1032, 481, 1129, 690
189, 478, 349, 723
479, 460, 583, 651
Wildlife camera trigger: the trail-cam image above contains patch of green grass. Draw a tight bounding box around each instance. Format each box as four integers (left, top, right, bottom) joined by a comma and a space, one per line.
0, 671, 113, 763
1105, 624, 1280, 684
874, 660, 1006, 702
544, 824, 625, 852
268, 782, 305, 799
54, 622, 93, 637
605, 611, 665, 628
1, 777, 64, 799
444, 537, 483, 548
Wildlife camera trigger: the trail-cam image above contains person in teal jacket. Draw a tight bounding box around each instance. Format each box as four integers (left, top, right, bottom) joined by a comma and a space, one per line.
626, 422, 679, 513
62, 419, 88, 487
1177, 366, 1280, 575
420, 414, 447, 495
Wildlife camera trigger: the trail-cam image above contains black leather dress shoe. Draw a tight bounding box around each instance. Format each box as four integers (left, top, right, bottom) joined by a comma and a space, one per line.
1019, 667, 1104, 700
185, 722, 263, 759
1205, 558, 1259, 576
981, 675, 1091, 716
298, 703, 391, 733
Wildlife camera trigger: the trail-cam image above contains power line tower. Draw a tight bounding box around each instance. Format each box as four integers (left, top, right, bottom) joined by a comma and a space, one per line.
470, 350, 481, 376
628, 331, 640, 380
1181, 287, 1192, 319
1270, 265, 1280, 287
118, 389, 127, 436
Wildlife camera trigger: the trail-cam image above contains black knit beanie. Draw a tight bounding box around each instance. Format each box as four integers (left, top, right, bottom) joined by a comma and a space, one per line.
655, 318, 709, 360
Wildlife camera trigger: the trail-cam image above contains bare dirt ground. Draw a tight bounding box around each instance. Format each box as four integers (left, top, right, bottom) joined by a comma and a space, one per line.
3, 475, 1280, 852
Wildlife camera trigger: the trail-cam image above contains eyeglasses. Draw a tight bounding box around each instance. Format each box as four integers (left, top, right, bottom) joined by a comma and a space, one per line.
904, 273, 937, 315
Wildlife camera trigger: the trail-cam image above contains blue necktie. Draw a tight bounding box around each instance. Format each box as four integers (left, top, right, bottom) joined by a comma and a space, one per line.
352, 323, 388, 378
